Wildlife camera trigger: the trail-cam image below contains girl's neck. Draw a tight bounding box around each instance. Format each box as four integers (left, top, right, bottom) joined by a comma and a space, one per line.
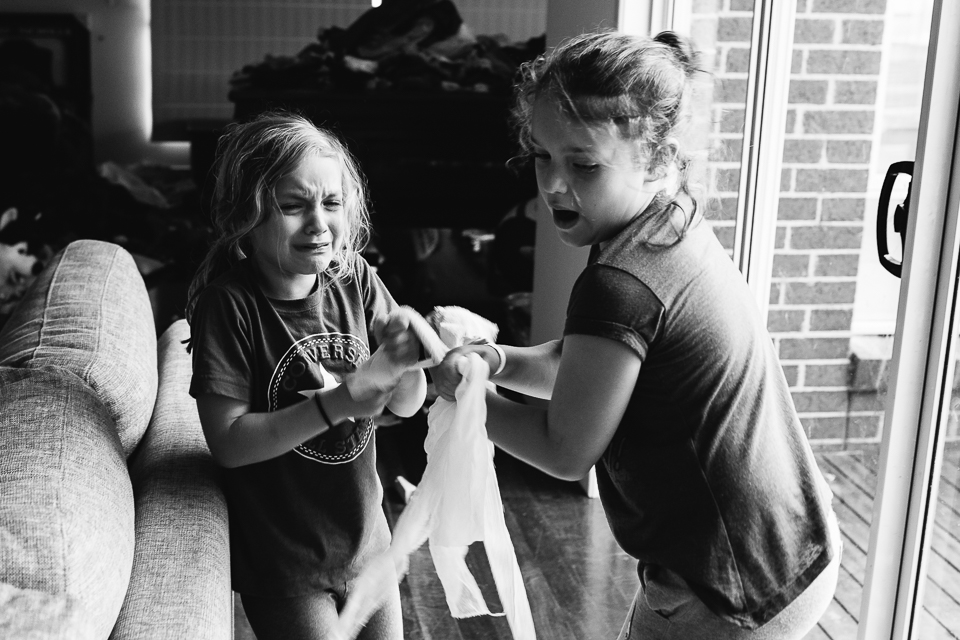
599, 190, 694, 251
253, 261, 319, 300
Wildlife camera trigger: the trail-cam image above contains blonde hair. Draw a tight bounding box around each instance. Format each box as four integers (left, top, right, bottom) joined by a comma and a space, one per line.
186, 111, 371, 321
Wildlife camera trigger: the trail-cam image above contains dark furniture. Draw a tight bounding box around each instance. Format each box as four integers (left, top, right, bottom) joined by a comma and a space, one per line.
229, 89, 536, 229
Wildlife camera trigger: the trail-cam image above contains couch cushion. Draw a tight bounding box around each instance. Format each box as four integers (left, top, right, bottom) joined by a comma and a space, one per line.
0, 240, 158, 458
112, 320, 232, 640
0, 366, 135, 639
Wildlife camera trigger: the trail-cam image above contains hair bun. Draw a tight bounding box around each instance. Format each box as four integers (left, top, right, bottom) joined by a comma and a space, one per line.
654, 30, 700, 74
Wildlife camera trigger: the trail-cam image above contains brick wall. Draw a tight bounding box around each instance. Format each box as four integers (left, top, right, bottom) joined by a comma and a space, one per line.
695, 0, 892, 448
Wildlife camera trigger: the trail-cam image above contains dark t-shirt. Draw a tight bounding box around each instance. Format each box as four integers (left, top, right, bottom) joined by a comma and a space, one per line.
189, 258, 396, 596
565, 214, 834, 628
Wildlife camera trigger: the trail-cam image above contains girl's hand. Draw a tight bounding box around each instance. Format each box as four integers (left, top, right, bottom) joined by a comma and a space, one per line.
373, 312, 423, 368
431, 344, 490, 401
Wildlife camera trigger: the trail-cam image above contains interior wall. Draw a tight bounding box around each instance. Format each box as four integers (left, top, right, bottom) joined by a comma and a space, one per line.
5, 0, 187, 166
528, 0, 619, 346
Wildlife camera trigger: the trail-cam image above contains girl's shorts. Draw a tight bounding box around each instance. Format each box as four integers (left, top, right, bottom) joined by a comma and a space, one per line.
618, 510, 842, 640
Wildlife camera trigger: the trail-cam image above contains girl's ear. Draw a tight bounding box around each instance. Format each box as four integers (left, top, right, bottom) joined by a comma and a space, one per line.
645, 137, 681, 184
657, 137, 680, 168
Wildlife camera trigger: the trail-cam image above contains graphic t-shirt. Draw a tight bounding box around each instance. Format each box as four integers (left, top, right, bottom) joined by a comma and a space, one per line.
189, 257, 395, 596
564, 210, 834, 628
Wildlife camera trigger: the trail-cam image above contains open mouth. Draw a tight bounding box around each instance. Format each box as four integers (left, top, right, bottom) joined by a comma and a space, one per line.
552, 208, 580, 230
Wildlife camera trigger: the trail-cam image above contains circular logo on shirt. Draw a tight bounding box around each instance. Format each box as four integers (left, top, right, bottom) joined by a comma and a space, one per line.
267, 333, 374, 465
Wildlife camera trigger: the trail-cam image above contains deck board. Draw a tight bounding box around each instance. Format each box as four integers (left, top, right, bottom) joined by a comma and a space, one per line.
814, 447, 960, 639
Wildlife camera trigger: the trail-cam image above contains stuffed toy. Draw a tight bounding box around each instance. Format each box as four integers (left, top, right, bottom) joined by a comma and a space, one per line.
0, 207, 44, 316
426, 304, 498, 347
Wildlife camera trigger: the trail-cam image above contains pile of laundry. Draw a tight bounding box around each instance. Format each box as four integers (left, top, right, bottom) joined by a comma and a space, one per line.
228, 0, 545, 97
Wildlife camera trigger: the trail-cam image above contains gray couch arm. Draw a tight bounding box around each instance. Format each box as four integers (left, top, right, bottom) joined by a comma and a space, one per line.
111, 319, 232, 640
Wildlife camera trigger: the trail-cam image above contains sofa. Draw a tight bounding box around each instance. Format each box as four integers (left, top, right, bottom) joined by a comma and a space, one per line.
0, 239, 233, 639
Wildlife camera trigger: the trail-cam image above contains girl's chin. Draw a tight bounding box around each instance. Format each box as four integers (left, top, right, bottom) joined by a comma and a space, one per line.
294, 248, 334, 267
555, 226, 593, 248
557, 234, 585, 248
283, 258, 331, 277
308, 259, 334, 274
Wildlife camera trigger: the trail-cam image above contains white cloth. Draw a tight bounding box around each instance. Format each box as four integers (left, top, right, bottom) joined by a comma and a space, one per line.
335, 308, 536, 640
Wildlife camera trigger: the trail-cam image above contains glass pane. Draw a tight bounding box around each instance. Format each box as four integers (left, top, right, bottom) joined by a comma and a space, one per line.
688, 0, 934, 635
916, 436, 960, 636
687, 3, 750, 255
914, 56, 960, 638
767, 0, 931, 636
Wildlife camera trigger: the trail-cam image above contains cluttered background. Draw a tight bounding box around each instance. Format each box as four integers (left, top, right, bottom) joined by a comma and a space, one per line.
0, 0, 542, 343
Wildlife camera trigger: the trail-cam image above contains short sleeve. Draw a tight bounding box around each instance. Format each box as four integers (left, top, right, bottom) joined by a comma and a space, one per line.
564, 264, 665, 360
356, 258, 399, 348
189, 285, 254, 401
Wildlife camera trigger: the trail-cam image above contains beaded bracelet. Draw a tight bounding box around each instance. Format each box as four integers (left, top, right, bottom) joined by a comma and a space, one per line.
314, 391, 335, 428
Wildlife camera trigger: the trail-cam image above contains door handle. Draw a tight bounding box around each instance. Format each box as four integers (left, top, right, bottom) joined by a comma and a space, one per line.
877, 160, 913, 278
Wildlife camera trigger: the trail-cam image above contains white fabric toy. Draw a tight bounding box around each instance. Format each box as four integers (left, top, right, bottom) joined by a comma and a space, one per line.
334, 307, 536, 640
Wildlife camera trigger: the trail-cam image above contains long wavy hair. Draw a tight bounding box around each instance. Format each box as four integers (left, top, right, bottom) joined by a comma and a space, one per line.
511, 30, 712, 245
185, 111, 371, 322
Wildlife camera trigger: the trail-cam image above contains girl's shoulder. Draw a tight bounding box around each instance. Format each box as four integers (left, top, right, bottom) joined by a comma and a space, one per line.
592, 219, 733, 308
196, 260, 259, 309
597, 215, 713, 270
350, 254, 399, 316
345, 254, 389, 296
351, 253, 373, 280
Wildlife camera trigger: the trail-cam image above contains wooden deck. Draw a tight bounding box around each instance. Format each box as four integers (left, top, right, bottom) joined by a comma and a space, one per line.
234, 440, 960, 639
812, 445, 960, 640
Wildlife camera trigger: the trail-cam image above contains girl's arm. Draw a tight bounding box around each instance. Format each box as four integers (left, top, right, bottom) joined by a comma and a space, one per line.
482, 333, 641, 481
196, 382, 391, 468
433, 339, 562, 401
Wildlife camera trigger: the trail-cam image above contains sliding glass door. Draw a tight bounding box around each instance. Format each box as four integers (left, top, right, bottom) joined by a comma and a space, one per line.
873, 2, 960, 637
632, 0, 960, 637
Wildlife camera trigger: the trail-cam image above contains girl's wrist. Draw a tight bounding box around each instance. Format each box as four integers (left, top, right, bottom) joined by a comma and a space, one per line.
487, 343, 505, 376
314, 389, 335, 428
471, 340, 505, 377
317, 385, 349, 426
